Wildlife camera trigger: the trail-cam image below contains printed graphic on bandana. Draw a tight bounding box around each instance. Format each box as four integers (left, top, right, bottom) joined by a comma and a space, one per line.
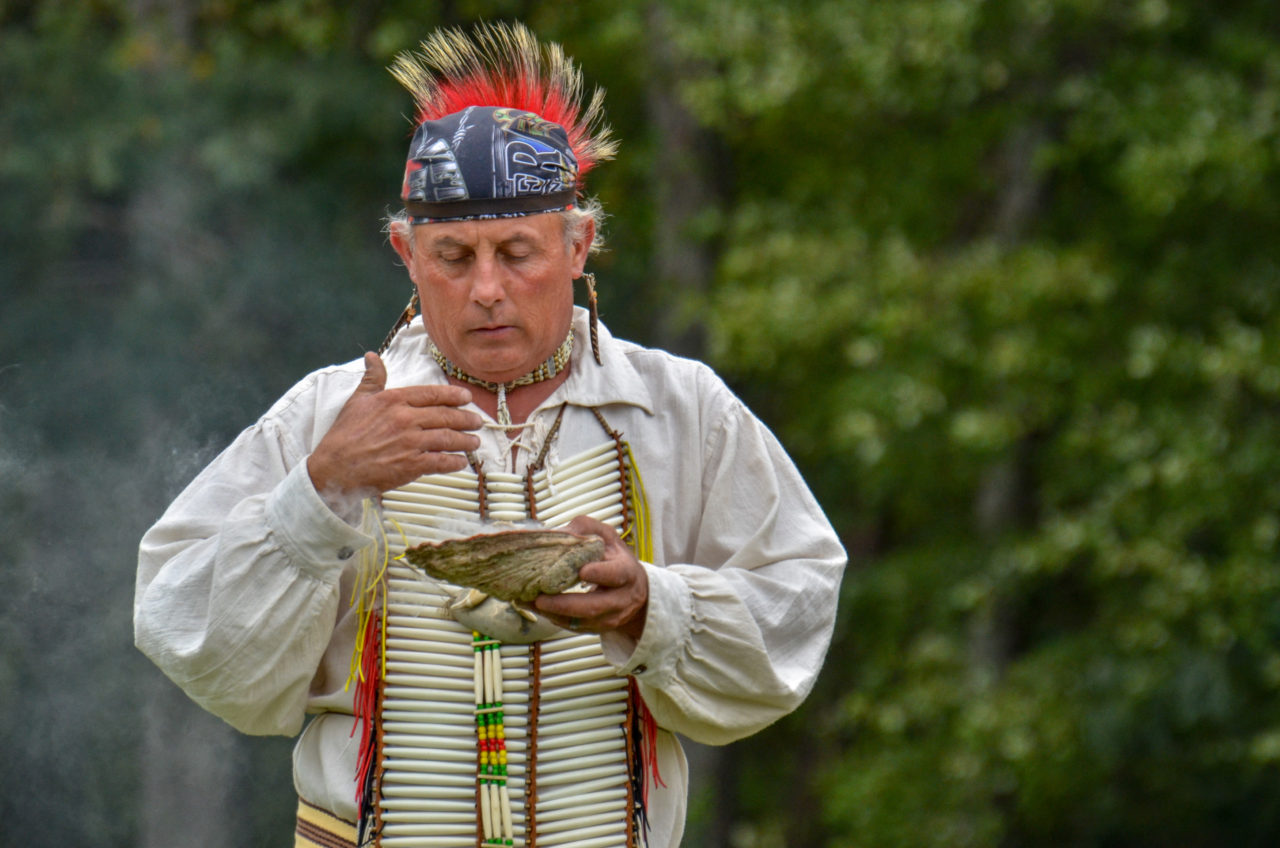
403, 136, 469, 204
491, 107, 575, 197
401, 106, 578, 215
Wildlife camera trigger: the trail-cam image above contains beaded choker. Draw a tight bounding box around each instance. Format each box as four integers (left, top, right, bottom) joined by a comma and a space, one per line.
428, 332, 574, 427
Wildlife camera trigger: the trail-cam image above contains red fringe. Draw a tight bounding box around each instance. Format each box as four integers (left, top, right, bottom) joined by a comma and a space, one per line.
421, 75, 570, 129
352, 612, 382, 815
629, 678, 666, 813
415, 70, 605, 182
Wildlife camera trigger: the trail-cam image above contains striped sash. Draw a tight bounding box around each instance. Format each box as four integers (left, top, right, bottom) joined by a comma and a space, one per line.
296, 799, 358, 848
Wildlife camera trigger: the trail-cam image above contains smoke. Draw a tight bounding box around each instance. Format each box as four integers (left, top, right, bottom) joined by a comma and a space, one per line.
0, 383, 298, 846
0, 16, 408, 841
0, 419, 146, 845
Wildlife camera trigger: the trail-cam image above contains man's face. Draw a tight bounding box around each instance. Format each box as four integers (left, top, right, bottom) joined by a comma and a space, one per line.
395, 212, 592, 384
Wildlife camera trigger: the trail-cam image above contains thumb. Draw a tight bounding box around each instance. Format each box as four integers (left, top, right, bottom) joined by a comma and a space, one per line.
565, 515, 619, 546
355, 351, 387, 395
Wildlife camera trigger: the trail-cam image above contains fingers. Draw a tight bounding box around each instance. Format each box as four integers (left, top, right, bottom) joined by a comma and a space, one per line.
535, 584, 647, 635
381, 401, 483, 436
399, 383, 475, 409
425, 405, 484, 433
564, 514, 621, 545
533, 539, 648, 637
309, 356, 484, 497
413, 450, 471, 476
354, 352, 475, 411
381, 387, 483, 432
356, 351, 388, 395
413, 421, 482, 454
577, 558, 634, 589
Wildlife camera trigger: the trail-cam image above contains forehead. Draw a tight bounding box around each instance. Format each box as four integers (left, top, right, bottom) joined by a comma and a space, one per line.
414, 212, 563, 249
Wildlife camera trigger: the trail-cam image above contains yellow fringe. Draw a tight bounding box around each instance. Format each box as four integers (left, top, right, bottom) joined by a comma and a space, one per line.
622, 441, 654, 562
345, 502, 409, 691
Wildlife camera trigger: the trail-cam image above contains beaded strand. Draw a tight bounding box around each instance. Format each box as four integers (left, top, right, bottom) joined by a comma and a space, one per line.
473, 631, 515, 847
430, 332, 574, 427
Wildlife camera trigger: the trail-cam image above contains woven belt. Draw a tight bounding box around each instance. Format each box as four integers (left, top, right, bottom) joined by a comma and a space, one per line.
295, 799, 358, 848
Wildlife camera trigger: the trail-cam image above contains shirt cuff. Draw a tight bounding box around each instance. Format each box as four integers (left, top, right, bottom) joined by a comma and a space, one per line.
267, 463, 374, 580
600, 562, 691, 684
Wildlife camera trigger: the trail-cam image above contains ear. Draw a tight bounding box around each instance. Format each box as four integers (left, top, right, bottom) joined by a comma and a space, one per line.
389, 221, 416, 271
569, 217, 594, 277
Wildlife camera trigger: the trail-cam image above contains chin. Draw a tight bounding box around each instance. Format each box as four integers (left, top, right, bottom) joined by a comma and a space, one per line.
469, 356, 531, 382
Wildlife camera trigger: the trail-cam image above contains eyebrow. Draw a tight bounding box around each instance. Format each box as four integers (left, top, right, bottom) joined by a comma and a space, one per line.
427, 233, 537, 251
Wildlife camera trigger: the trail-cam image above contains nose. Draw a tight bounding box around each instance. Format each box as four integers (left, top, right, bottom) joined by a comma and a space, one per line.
469, 254, 506, 308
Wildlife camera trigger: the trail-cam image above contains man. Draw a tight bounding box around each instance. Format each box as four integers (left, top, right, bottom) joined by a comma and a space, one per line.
135, 22, 846, 848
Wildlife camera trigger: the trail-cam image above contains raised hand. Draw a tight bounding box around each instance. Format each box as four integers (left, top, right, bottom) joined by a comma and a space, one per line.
307, 352, 482, 502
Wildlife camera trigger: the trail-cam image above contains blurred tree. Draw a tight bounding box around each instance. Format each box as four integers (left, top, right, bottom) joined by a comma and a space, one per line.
680, 0, 1280, 845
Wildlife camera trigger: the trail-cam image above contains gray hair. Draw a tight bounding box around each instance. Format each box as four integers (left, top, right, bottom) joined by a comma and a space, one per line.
385, 197, 607, 256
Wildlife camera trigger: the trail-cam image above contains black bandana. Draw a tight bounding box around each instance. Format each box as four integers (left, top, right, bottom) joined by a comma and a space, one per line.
401, 105, 579, 222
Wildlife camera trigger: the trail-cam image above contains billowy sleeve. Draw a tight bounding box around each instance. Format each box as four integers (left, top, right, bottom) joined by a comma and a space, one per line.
600, 378, 848, 745
134, 377, 371, 737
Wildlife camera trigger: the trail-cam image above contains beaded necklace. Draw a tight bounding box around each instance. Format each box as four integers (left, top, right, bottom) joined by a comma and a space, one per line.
428, 332, 574, 427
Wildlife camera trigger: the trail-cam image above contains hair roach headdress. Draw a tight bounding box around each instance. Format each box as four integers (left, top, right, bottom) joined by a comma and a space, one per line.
390, 22, 618, 223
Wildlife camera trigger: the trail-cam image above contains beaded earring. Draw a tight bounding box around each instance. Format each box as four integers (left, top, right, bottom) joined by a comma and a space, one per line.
583, 272, 602, 365
378, 288, 420, 355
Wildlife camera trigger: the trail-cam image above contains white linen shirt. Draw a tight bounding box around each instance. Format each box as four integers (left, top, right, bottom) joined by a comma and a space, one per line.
135, 307, 847, 847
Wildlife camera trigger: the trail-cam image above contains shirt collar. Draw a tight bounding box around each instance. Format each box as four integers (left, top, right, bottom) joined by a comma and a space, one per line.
560, 305, 655, 416
385, 306, 655, 416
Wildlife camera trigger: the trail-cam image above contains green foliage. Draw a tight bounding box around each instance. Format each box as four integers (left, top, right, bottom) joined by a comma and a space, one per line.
689, 0, 1280, 845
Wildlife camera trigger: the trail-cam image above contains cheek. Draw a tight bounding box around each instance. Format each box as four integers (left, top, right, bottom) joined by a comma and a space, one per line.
413, 283, 459, 340
414, 273, 465, 314
534, 282, 575, 323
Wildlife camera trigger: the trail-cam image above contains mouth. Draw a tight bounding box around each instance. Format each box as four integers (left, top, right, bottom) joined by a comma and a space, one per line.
471, 324, 514, 336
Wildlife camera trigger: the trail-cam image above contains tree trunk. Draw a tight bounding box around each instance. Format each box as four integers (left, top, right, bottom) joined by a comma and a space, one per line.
644, 2, 719, 360
643, 3, 730, 842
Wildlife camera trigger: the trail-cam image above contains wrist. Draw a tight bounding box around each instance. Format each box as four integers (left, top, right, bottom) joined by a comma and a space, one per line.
306, 453, 333, 495
307, 454, 370, 518
619, 600, 647, 640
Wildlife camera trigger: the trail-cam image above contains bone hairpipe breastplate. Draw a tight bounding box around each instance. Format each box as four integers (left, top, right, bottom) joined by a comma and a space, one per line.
367, 438, 642, 847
